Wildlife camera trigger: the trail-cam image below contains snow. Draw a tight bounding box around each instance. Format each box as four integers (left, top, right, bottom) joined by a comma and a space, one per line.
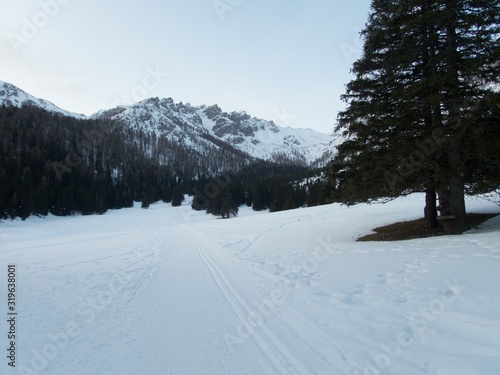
92, 97, 335, 165
1, 81, 336, 164
0, 81, 86, 119
1, 195, 499, 375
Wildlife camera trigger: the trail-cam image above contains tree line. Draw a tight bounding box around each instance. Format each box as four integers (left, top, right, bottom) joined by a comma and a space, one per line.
0, 106, 329, 220
0, 105, 253, 219
191, 162, 329, 219
8, 0, 497, 231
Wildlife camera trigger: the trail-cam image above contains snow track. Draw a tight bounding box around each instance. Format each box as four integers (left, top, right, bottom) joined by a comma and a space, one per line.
1, 195, 499, 375
186, 226, 314, 375
185, 225, 362, 374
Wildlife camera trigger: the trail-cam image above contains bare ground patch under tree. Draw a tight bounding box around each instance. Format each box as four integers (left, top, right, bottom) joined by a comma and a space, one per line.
358, 213, 499, 242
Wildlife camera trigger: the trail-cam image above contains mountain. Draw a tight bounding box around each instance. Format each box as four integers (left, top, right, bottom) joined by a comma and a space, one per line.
1, 82, 339, 219
0, 80, 86, 119
92, 98, 337, 165
0, 80, 337, 165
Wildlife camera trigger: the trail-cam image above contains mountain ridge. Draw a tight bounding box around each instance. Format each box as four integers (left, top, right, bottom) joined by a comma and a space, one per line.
0, 81, 86, 119
0, 80, 338, 165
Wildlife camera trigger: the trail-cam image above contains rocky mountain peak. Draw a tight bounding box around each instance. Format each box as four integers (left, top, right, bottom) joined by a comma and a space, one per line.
1, 80, 338, 166
0, 80, 86, 119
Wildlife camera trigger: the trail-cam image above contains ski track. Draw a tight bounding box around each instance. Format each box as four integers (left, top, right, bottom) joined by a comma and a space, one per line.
1, 195, 499, 375
185, 225, 360, 375
185, 226, 308, 375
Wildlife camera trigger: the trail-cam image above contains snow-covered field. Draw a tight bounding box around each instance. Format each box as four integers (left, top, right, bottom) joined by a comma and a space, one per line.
1, 195, 499, 375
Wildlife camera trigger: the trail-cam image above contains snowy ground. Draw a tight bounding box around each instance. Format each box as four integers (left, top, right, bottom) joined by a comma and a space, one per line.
1, 194, 499, 375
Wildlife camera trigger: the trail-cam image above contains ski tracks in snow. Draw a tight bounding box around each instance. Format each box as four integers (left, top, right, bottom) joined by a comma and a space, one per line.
184, 225, 359, 375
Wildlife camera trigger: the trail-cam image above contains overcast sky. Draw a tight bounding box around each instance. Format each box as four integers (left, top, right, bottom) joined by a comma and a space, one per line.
1, 0, 372, 134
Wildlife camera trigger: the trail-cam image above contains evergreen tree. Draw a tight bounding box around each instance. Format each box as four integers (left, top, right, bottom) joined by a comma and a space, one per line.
161, 184, 173, 203
251, 183, 266, 211
171, 187, 184, 207
206, 189, 223, 217
463, 92, 500, 194
141, 193, 152, 209
244, 185, 253, 207
192, 179, 213, 211
284, 196, 296, 211
206, 187, 239, 219
220, 190, 239, 219
332, 0, 500, 234
191, 190, 209, 211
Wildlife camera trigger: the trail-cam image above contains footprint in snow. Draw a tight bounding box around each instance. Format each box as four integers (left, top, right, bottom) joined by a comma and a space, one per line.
378, 273, 396, 284
404, 259, 423, 270
396, 292, 410, 303
355, 283, 370, 294
420, 361, 437, 374
340, 294, 361, 305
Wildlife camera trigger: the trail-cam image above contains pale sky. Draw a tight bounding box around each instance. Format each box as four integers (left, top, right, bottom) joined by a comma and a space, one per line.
0, 0, 372, 134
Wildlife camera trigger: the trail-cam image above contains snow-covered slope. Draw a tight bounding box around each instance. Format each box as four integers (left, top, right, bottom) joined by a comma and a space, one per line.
1, 195, 499, 374
0, 80, 338, 165
0, 81, 86, 119
92, 98, 337, 165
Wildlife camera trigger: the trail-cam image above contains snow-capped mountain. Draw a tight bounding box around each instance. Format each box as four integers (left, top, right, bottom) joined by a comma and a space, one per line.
92, 98, 336, 165
0, 80, 86, 119
0, 80, 337, 165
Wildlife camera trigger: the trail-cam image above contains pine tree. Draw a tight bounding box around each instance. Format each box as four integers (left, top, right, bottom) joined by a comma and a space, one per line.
141, 194, 151, 209
161, 184, 173, 203
220, 190, 239, 219
284, 196, 296, 211
332, 0, 500, 234
251, 183, 265, 211
206, 189, 222, 217
463, 92, 500, 194
206, 187, 239, 219
171, 187, 184, 207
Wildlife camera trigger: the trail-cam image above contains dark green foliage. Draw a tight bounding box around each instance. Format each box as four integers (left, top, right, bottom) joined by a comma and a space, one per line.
161, 184, 173, 203
191, 185, 209, 211
221, 190, 239, 219
330, 0, 500, 233
0, 106, 183, 219
462, 92, 500, 194
193, 163, 323, 218
250, 182, 269, 211
269, 179, 304, 212
0, 105, 334, 220
171, 187, 184, 207
141, 196, 152, 209
206, 186, 239, 219
233, 162, 315, 211
307, 180, 329, 207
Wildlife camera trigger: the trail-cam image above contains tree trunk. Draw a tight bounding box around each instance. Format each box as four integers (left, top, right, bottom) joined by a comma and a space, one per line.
424, 189, 438, 228
440, 0, 470, 235
437, 189, 455, 234
447, 139, 470, 234
448, 174, 470, 234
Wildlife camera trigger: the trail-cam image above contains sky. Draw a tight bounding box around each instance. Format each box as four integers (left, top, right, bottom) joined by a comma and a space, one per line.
0, 0, 372, 134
